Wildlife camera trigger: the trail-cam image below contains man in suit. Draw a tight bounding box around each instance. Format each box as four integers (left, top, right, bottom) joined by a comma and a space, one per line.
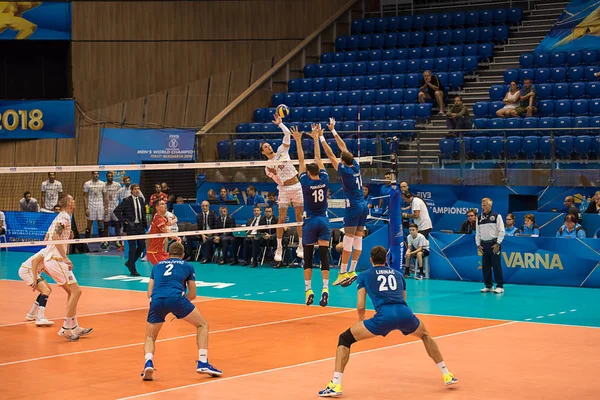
210, 205, 236, 265
241, 206, 263, 268
187, 201, 219, 263
253, 205, 276, 266
114, 184, 147, 276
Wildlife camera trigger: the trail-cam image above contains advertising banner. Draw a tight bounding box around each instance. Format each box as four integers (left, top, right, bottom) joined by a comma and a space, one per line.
0, 100, 75, 139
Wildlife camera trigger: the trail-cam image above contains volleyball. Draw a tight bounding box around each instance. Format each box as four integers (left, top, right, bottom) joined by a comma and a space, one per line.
276, 104, 290, 118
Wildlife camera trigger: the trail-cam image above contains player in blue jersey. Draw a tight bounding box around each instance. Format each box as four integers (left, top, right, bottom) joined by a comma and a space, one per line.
141, 242, 222, 381
318, 245, 458, 397
320, 118, 369, 288
291, 124, 332, 307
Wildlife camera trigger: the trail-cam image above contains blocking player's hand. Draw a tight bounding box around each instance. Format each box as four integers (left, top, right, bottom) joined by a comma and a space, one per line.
272, 114, 283, 126
326, 118, 336, 132
266, 167, 277, 176
290, 125, 302, 141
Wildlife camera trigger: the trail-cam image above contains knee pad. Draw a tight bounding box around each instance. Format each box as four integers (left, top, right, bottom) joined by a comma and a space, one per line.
319, 246, 330, 271
37, 294, 48, 307
303, 245, 314, 269
352, 235, 363, 251
343, 235, 354, 253
338, 328, 356, 348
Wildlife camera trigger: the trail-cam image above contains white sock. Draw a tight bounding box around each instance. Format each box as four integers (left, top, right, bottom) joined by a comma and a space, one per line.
333, 371, 343, 385
340, 263, 348, 273
37, 306, 46, 319
437, 361, 449, 375
323, 279, 329, 290
305, 280, 311, 291
277, 238, 282, 249
63, 317, 72, 330
350, 260, 358, 272
145, 353, 153, 361
71, 316, 78, 329
199, 349, 208, 363
29, 302, 39, 315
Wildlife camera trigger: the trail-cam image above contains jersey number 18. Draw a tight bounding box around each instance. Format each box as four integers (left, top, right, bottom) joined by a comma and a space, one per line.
312, 189, 324, 203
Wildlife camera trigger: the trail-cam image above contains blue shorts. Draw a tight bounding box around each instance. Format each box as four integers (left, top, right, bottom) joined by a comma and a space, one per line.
302, 216, 331, 245
344, 203, 369, 228
363, 304, 421, 337
147, 295, 195, 323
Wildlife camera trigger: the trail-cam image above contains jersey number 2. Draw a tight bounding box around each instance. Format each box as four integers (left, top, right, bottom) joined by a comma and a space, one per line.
163, 264, 174, 276
377, 275, 397, 291
312, 189, 324, 203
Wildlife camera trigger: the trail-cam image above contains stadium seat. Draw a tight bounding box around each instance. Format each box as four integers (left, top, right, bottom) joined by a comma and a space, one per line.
456, 137, 472, 157
574, 136, 592, 159
440, 138, 455, 159
506, 118, 521, 135
320, 52, 334, 64
594, 136, 600, 156
362, 90, 376, 105
463, 56, 478, 73
539, 117, 555, 136
520, 69, 534, 83
490, 118, 505, 134
550, 52, 566, 67
471, 136, 488, 159
402, 104, 416, 119
387, 104, 402, 119
391, 74, 405, 89
304, 107, 317, 122
463, 43, 478, 57
451, 44, 464, 57
490, 101, 504, 116
551, 67, 567, 83
300, 122, 312, 133
398, 32, 411, 48
473, 102, 489, 117
479, 26, 494, 43
377, 74, 391, 89
425, 14, 439, 30
325, 78, 339, 91
568, 67, 584, 81
504, 69, 519, 84
399, 119, 416, 139
342, 121, 358, 137
348, 90, 361, 105
584, 66, 600, 81
582, 50, 598, 66
570, 82, 586, 98
383, 120, 400, 137
536, 83, 552, 100
494, 25, 509, 43
436, 45, 451, 58
505, 136, 522, 159
555, 99, 572, 116
254, 108, 267, 123
335, 37, 347, 51
553, 82, 570, 99
411, 31, 425, 47
371, 119, 385, 134
479, 43, 494, 62
248, 123, 262, 134
587, 82, 600, 98
453, 11, 466, 27
232, 140, 246, 160
376, 89, 390, 104
340, 77, 352, 90
452, 28, 467, 44
555, 116, 573, 135
354, 62, 367, 75
328, 63, 341, 77
333, 52, 346, 63
449, 71, 464, 90
352, 76, 365, 90
539, 136, 552, 159
389, 89, 403, 104
522, 136, 539, 159
426, 31, 439, 46
490, 85, 505, 101
406, 73, 420, 88
340, 63, 353, 76
331, 106, 345, 121
327, 138, 340, 154
572, 99, 589, 116
494, 8, 508, 24
313, 78, 326, 91
535, 53, 550, 68
388, 17, 401, 32
372, 105, 386, 120
488, 136, 504, 159
566, 51, 581, 66
358, 120, 372, 137
300, 79, 313, 92
520, 53, 534, 69
309, 92, 322, 106
271, 93, 285, 107
296, 92, 310, 107
508, 8, 523, 24
217, 140, 230, 160
384, 34, 398, 49
466, 11, 479, 26
407, 59, 420, 73
539, 100, 555, 116
371, 34, 385, 49
536, 68, 551, 83
393, 60, 407, 74
360, 105, 372, 120
573, 116, 590, 136
590, 99, 600, 114
381, 61, 394, 74
405, 88, 419, 103
416, 103, 432, 120
314, 64, 327, 78
439, 13, 452, 29
345, 105, 359, 121
322, 91, 335, 106
555, 135, 574, 159
473, 117, 490, 131
236, 123, 250, 133
522, 117, 538, 136
434, 57, 449, 72
317, 106, 331, 121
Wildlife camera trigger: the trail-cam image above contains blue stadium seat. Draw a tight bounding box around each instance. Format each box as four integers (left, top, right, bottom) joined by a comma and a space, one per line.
488, 136, 504, 159
351, 20, 363, 35
387, 104, 402, 119
451, 44, 464, 57
568, 67, 584, 81
320, 52, 334, 64
536, 83, 552, 100
473, 102, 489, 117
371, 34, 385, 49
314, 64, 327, 78
508, 8, 523, 24
490, 85, 505, 101
291, 107, 305, 122
539, 117, 555, 136
360, 105, 373, 120
490, 118, 505, 134
551, 67, 567, 83
402, 104, 416, 119
331, 106, 345, 121
411, 31, 425, 47
490, 101, 504, 116
506, 118, 521, 135
569, 82, 586, 98
520, 69, 534, 83
553, 82, 570, 99
354, 62, 367, 76
236, 123, 250, 133
420, 58, 433, 72
504, 69, 519, 84
300, 79, 312, 92
416, 103, 432, 120
590, 99, 600, 114
388, 17, 401, 32
506, 136, 522, 159
479, 26, 494, 43
384, 33, 398, 49
440, 138, 455, 159
271, 93, 285, 107
333, 52, 346, 63
322, 91, 335, 106
217, 140, 230, 160
363, 18, 376, 34
555, 99, 572, 116
371, 119, 385, 134
408, 47, 421, 60
436, 45, 450, 58
335, 36, 347, 51
439, 13, 453, 29
494, 8, 508, 24
288, 79, 301, 92
594, 136, 600, 156
391, 74, 405, 89
300, 122, 312, 133
539, 100, 555, 116
325, 78, 339, 91
426, 31, 439, 46
522, 117, 538, 136
479, 43, 494, 62
466, 11, 479, 26
372, 105, 386, 120
400, 119, 416, 139
398, 32, 411, 48
312, 78, 325, 91
535, 53, 550, 68
539, 136, 552, 159
342, 121, 358, 137
404, 88, 419, 103
345, 105, 359, 121
296, 92, 310, 107
453, 11, 466, 27
456, 137, 472, 157
380, 61, 394, 75
550, 52, 566, 67
358, 120, 372, 136
494, 26, 509, 43
349, 90, 362, 105
327, 138, 340, 155
389, 89, 404, 104
435, 58, 449, 72
340, 63, 353, 76
555, 135, 574, 159
362, 90, 376, 105
473, 118, 490, 131
574, 136, 592, 159
582, 50, 598, 66
584, 66, 600, 81
426, 14, 439, 30
254, 108, 267, 123
317, 106, 331, 121
471, 136, 488, 159
522, 136, 539, 159
566, 51, 582, 66
340, 77, 353, 91
451, 29, 466, 44
393, 60, 407, 74
248, 123, 262, 135
572, 99, 589, 116
309, 92, 322, 106
463, 56, 479, 74
384, 120, 400, 137
536, 68, 551, 83
304, 107, 317, 122
357, 50, 370, 62
449, 57, 463, 72
407, 59, 420, 73
406, 73, 421, 88
587, 82, 600, 98
376, 89, 390, 104
449, 71, 464, 90
555, 116, 573, 135
573, 116, 590, 136
463, 43, 478, 57
232, 140, 245, 160
378, 74, 392, 89
328, 63, 341, 77
346, 35, 359, 50
364, 76, 378, 90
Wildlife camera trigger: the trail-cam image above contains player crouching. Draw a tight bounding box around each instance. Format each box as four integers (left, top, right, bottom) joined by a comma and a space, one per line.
19, 249, 56, 327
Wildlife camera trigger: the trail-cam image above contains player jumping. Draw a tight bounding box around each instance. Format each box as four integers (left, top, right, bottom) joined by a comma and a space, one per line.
318, 245, 458, 397
260, 114, 305, 263
292, 124, 331, 307
320, 118, 368, 287
141, 242, 222, 381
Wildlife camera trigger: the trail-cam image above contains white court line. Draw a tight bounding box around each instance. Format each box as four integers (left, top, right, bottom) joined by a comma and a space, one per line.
0, 309, 354, 368
0, 298, 219, 328
116, 321, 519, 400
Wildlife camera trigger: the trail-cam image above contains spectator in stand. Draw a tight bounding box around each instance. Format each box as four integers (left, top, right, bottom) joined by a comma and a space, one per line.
207, 189, 217, 202
510, 78, 537, 118
563, 196, 580, 222
362, 185, 374, 209
20, 191, 40, 212
556, 214, 586, 239
245, 185, 265, 206
458, 209, 477, 234
53, 205, 61, 213
149, 184, 168, 214
0, 209, 6, 235
41, 172, 62, 211
517, 214, 540, 236
418, 70, 446, 115
584, 191, 600, 214
445, 96, 471, 138
218, 187, 235, 204
327, 188, 332, 199
504, 212, 519, 236
401, 192, 432, 238
117, 176, 145, 203
496, 80, 520, 118
160, 182, 170, 197
266, 191, 278, 208
176, 197, 184, 204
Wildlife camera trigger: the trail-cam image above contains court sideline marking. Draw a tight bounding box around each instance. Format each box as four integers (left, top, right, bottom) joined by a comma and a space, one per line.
116, 320, 519, 400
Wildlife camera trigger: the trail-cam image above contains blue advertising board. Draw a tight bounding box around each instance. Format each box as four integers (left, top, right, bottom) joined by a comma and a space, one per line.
3, 211, 56, 252
0, 2, 71, 40
99, 128, 196, 164
0, 100, 75, 139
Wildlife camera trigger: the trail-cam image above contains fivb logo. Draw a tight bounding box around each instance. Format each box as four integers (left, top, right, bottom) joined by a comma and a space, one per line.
416, 191, 436, 209
503, 252, 563, 270
168, 135, 180, 148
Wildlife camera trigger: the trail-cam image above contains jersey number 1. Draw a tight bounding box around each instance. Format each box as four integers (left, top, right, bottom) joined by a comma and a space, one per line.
163, 264, 174, 276
377, 274, 397, 291
312, 189, 324, 203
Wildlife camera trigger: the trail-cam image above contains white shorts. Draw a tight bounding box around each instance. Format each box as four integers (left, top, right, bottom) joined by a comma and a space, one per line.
44, 260, 77, 286
278, 183, 304, 208
18, 267, 38, 286
88, 204, 104, 221
104, 209, 119, 222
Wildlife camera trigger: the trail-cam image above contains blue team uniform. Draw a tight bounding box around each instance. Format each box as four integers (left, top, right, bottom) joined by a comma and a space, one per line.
299, 170, 331, 245
338, 159, 369, 227
357, 266, 420, 336
147, 258, 196, 323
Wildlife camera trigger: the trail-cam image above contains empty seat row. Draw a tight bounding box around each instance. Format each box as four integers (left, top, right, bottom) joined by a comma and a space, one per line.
474, 99, 600, 118
304, 57, 478, 78
471, 116, 600, 136
251, 104, 432, 124
336, 26, 509, 51
504, 66, 600, 84
351, 8, 522, 34
520, 50, 600, 68
490, 81, 600, 101
320, 43, 493, 64
288, 72, 465, 93
440, 135, 600, 160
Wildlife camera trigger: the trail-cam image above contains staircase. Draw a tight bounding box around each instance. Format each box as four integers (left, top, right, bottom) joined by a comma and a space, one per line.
399, 0, 568, 170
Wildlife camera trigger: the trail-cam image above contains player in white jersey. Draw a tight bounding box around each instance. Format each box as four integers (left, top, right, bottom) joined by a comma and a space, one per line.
19, 247, 58, 327
83, 171, 106, 239
102, 171, 123, 250
41, 172, 63, 211
117, 175, 146, 203
260, 113, 305, 262
45, 195, 94, 341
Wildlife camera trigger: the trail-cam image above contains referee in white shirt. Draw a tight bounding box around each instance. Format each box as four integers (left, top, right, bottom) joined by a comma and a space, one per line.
475, 198, 505, 294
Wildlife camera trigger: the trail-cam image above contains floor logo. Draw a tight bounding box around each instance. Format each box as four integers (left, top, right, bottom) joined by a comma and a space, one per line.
103, 275, 235, 289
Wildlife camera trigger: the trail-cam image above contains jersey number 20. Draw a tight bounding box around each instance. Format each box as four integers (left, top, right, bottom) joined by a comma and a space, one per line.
312, 189, 324, 203
163, 264, 174, 276
377, 274, 397, 291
